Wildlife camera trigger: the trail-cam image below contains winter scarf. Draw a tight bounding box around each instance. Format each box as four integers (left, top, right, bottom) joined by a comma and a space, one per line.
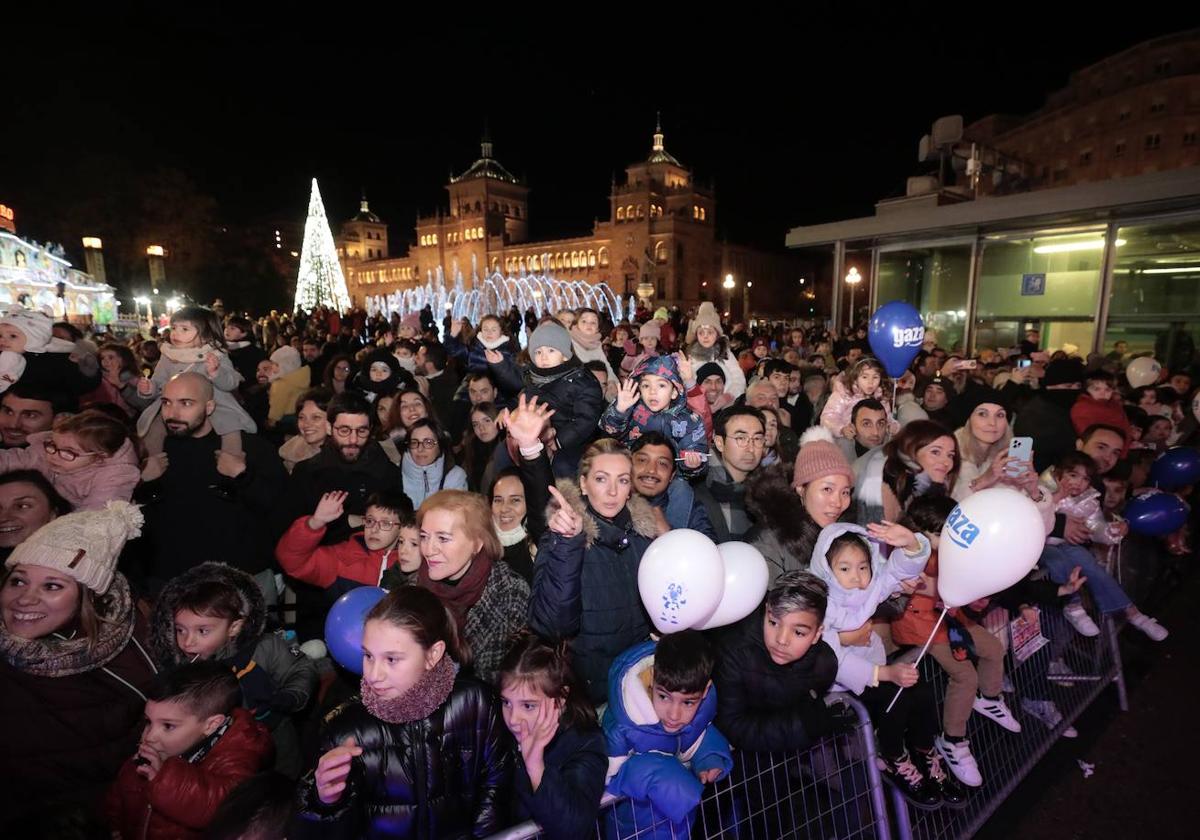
0, 573, 136, 677
416, 554, 493, 634
569, 325, 603, 352
159, 341, 218, 367
361, 657, 459, 724
496, 522, 528, 547
480, 334, 511, 352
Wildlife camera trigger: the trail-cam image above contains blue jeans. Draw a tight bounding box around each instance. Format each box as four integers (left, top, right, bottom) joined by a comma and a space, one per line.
1038, 542, 1131, 614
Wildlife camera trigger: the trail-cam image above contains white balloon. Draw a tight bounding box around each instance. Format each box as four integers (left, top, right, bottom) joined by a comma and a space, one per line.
638, 529, 725, 634
1126, 356, 1161, 388
697, 542, 771, 630
937, 488, 1046, 608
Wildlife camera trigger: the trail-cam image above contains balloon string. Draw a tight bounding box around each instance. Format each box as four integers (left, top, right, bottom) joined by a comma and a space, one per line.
885, 606, 948, 714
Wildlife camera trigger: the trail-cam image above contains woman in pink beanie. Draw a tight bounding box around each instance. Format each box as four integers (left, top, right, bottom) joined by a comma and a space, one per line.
745, 427, 857, 582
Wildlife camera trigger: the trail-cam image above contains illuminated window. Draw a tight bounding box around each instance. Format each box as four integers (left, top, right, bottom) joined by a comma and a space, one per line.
588, 250, 596, 268
598, 247, 609, 267
693, 206, 699, 219
700, 208, 706, 221
655, 241, 667, 263
626, 205, 635, 219
476, 227, 483, 239
617, 206, 625, 220
637, 205, 644, 219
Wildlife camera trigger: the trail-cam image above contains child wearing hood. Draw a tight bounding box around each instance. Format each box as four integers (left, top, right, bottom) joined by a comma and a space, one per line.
819, 357, 897, 439
149, 562, 319, 777
351, 347, 415, 404
0, 408, 140, 511
264, 345, 315, 429
599, 354, 710, 479
808, 521, 964, 810
602, 631, 733, 839
0, 305, 100, 396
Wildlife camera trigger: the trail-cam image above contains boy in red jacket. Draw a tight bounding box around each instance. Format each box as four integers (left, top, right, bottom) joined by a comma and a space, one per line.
276, 489, 419, 595
1070, 370, 1131, 452
106, 662, 273, 840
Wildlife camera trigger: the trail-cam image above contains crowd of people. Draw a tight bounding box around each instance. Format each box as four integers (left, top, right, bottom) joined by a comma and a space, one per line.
0, 296, 1191, 839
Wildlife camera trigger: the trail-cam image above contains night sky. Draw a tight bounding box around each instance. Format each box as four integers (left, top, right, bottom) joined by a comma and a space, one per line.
4, 6, 1197, 261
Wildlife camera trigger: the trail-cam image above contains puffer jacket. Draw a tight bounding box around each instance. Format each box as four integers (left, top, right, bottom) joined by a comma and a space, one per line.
0, 574, 159, 828
444, 332, 516, 378
276, 516, 400, 593
602, 641, 732, 835
713, 607, 839, 753
352, 349, 416, 402
0, 429, 141, 511
527, 480, 657, 704
401, 452, 469, 509
295, 674, 511, 839
510, 722, 607, 840
104, 707, 273, 840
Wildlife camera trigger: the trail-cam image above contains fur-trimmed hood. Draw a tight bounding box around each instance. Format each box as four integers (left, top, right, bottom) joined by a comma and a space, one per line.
148, 562, 266, 668
544, 478, 657, 548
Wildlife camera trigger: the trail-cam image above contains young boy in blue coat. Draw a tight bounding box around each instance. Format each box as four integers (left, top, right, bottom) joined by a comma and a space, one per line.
602, 630, 733, 838
599, 354, 709, 479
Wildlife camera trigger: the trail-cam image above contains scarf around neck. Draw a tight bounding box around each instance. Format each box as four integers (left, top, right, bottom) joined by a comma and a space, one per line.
480, 334, 510, 351
496, 522, 528, 547
416, 553, 492, 633
160, 342, 218, 366
362, 656, 458, 724
570, 326, 602, 352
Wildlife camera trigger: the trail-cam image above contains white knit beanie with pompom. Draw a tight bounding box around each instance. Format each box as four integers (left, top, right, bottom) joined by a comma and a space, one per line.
5, 501, 144, 595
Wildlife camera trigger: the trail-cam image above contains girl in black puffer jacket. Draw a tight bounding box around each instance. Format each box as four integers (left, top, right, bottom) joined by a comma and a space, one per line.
297, 586, 512, 839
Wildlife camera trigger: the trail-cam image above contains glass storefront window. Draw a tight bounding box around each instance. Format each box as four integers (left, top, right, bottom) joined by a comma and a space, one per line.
877, 244, 971, 353
975, 230, 1105, 353
1107, 217, 1200, 369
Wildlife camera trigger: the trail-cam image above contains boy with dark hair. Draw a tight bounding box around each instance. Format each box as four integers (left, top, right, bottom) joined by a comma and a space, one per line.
603, 630, 732, 837
105, 662, 273, 839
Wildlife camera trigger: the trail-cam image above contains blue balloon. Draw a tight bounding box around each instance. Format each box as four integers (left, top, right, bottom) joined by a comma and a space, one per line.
1124, 492, 1189, 537
1149, 447, 1200, 490
324, 586, 388, 674
868, 301, 926, 377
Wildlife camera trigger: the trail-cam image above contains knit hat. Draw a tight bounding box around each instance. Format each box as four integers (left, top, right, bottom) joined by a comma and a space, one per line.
639, 320, 662, 340
631, 354, 684, 393
400, 313, 421, 333
793, 427, 855, 489
686, 302, 723, 344
958, 386, 1011, 417
530, 320, 574, 359
752, 336, 770, 351
0, 305, 53, 353
653, 307, 669, 322
1043, 357, 1085, 387
923, 376, 948, 397
696, 361, 726, 383
6, 501, 144, 595
270, 345, 302, 379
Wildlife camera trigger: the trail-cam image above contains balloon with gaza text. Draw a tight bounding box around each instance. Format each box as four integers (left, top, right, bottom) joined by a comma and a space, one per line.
637, 529, 725, 634
1125, 356, 1161, 388
325, 586, 388, 674
1125, 491, 1189, 537
936, 488, 1046, 609
696, 541, 771, 630
1149, 446, 1200, 490
868, 301, 925, 378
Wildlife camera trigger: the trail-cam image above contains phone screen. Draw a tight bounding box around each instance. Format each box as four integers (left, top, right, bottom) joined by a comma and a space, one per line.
1019, 359, 1032, 368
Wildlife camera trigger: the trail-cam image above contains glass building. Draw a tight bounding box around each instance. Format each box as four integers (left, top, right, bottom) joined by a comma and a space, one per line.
785, 167, 1200, 358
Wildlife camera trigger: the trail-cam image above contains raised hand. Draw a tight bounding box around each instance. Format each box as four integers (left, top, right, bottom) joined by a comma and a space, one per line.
315, 736, 363, 805
546, 485, 584, 538
205, 352, 221, 377
137, 377, 154, 397
615, 377, 639, 413
866, 520, 920, 552
311, 491, 348, 528
674, 352, 694, 387
506, 393, 555, 449
484, 348, 503, 365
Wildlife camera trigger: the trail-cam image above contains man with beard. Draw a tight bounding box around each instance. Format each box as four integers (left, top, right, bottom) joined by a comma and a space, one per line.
630, 432, 716, 539
133, 372, 286, 596
277, 391, 401, 545
0, 383, 66, 449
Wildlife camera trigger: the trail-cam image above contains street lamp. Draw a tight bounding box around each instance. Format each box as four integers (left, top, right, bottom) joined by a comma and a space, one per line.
845, 267, 862, 327
723, 273, 735, 318
134, 296, 151, 329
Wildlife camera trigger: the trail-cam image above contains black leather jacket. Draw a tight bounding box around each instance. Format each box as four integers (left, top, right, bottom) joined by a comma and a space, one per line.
296, 675, 512, 839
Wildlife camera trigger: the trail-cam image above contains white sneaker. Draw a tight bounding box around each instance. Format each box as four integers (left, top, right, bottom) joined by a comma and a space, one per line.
1062, 725, 1078, 739
974, 694, 1022, 732
1064, 603, 1100, 637
934, 735, 983, 787
1020, 698, 1061, 729
1128, 612, 1168, 641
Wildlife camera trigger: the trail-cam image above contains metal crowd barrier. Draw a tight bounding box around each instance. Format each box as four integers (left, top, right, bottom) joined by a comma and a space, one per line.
486, 695, 893, 840
892, 600, 1126, 840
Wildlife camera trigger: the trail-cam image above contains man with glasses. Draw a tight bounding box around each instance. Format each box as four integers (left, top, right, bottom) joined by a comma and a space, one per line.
133, 372, 287, 597
279, 391, 401, 545
694, 405, 767, 542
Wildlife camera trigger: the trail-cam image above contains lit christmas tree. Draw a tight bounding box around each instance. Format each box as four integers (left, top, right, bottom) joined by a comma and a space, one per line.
293, 178, 352, 313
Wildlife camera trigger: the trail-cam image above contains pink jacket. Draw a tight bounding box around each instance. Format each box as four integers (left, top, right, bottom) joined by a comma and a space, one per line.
819, 377, 895, 435
0, 431, 141, 511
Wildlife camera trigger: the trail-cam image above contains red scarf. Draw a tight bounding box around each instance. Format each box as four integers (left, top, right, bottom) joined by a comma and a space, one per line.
417, 553, 492, 633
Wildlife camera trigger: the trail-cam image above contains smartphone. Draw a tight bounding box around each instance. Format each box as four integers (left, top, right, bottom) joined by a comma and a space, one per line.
1018, 359, 1032, 368
1006, 437, 1033, 477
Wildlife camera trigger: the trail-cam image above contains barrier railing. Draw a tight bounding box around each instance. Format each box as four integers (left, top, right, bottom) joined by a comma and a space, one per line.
892, 601, 1126, 840
486, 695, 893, 840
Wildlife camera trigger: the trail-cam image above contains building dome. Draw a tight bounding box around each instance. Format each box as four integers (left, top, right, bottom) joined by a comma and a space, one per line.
353, 195, 382, 223
451, 138, 521, 185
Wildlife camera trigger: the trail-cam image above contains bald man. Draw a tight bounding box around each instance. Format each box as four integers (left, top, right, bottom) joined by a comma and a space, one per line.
134, 372, 287, 596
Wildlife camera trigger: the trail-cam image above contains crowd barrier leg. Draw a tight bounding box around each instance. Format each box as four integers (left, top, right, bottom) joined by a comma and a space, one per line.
1104, 614, 1129, 712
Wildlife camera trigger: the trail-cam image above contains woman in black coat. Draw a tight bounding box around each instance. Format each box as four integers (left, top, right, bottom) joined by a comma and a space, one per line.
297, 586, 511, 839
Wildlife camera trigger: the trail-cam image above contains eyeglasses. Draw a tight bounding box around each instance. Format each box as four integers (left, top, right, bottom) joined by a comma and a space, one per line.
727, 433, 766, 449
333, 425, 370, 439
409, 438, 439, 451
363, 517, 400, 532
43, 440, 99, 461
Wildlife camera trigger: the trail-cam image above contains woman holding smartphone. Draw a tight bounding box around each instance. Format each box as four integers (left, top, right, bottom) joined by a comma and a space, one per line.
952, 391, 1049, 518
